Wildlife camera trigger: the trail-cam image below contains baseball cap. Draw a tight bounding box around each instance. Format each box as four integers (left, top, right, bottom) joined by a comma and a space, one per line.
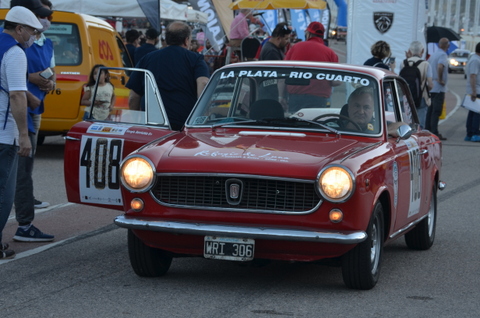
306, 22, 325, 36
10, 0, 53, 18
5, 6, 43, 30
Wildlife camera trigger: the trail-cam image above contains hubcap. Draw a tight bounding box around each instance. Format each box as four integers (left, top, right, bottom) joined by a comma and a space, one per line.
427, 191, 435, 237
370, 216, 381, 274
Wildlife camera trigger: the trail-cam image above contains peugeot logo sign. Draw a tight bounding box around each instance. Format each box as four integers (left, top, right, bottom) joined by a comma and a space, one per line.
225, 178, 243, 205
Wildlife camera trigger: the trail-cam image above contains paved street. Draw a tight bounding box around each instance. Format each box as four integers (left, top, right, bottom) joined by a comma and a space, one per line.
1, 41, 479, 317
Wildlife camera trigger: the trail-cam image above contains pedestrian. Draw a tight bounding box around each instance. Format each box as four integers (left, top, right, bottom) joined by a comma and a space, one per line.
123, 29, 140, 66
364, 40, 396, 71
259, 22, 292, 61
229, 9, 253, 48
134, 28, 160, 65
0, 6, 43, 259
284, 22, 339, 112
80, 64, 115, 120
426, 37, 450, 141
464, 42, 480, 142
126, 21, 209, 131
400, 41, 433, 127
10, 0, 55, 243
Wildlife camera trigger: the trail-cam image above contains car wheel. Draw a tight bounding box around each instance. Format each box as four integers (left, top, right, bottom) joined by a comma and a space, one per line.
341, 202, 384, 290
127, 229, 173, 277
405, 183, 437, 250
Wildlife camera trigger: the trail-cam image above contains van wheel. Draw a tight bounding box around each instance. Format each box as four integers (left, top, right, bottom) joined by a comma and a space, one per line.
342, 202, 384, 290
405, 184, 437, 250
128, 230, 172, 277
37, 134, 45, 146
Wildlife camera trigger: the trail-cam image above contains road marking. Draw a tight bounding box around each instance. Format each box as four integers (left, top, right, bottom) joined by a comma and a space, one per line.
8, 202, 74, 220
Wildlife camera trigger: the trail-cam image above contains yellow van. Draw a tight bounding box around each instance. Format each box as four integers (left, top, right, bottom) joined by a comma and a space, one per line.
0, 10, 132, 143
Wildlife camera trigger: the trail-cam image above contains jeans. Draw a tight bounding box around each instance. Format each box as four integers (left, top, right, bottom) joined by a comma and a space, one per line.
288, 94, 331, 113
14, 132, 36, 226
417, 98, 428, 128
0, 143, 19, 243
466, 94, 480, 137
426, 92, 444, 135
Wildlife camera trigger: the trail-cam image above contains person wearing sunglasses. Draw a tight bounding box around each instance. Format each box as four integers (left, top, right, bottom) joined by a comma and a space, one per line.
259, 23, 292, 61
0, 6, 44, 259
9, 0, 56, 243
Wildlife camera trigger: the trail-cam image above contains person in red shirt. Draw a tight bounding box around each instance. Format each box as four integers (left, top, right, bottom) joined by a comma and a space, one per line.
284, 22, 339, 112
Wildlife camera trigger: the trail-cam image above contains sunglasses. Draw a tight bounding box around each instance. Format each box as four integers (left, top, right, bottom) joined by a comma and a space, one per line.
39, 15, 53, 21
21, 24, 39, 36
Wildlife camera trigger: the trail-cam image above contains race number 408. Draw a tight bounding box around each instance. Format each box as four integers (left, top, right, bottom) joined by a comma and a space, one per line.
80, 137, 123, 190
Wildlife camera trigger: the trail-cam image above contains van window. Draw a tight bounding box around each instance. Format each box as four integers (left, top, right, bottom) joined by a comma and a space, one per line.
44, 23, 82, 66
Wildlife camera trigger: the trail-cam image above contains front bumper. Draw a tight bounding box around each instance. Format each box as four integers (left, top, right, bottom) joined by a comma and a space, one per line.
114, 215, 367, 244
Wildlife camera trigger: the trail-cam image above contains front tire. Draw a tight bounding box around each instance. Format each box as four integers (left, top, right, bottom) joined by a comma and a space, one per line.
342, 202, 384, 290
405, 184, 437, 250
128, 230, 172, 277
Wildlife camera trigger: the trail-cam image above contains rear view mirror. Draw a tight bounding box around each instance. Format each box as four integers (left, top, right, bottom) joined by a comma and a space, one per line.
285, 78, 310, 86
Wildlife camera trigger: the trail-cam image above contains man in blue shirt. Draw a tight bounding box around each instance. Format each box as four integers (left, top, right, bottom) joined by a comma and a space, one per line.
126, 21, 209, 131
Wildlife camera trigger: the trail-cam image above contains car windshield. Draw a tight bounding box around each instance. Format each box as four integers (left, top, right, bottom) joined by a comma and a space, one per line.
188, 66, 381, 135
450, 51, 470, 58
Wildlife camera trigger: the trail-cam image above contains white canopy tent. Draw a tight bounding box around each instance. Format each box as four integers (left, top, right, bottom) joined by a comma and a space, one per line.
0, 0, 207, 24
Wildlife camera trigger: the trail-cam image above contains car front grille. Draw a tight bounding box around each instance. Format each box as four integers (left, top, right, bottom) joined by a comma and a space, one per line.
150, 174, 321, 214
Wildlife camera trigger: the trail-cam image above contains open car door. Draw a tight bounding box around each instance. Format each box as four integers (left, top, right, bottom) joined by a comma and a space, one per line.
64, 67, 174, 210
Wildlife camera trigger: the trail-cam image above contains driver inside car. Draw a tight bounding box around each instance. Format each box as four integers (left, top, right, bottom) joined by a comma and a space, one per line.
343, 86, 406, 137
345, 86, 375, 132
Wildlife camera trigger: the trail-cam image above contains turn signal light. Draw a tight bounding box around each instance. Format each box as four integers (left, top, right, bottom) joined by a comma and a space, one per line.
329, 209, 344, 223
131, 198, 144, 212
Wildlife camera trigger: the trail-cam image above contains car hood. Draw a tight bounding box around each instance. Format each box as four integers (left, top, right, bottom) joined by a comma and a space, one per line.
141, 130, 376, 179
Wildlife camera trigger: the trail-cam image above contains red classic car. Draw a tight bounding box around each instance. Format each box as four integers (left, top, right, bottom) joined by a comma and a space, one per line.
64, 62, 444, 289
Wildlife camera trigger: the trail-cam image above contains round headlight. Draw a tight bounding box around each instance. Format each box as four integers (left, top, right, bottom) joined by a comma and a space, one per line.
317, 165, 354, 202
120, 156, 155, 192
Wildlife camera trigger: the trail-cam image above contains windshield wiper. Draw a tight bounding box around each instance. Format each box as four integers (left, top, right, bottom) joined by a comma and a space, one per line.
292, 117, 340, 135
211, 119, 258, 130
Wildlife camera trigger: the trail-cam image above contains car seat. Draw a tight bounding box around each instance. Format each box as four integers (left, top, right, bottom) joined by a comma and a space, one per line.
249, 99, 285, 120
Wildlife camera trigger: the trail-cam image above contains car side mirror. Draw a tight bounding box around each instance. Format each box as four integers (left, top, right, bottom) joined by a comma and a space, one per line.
396, 124, 413, 141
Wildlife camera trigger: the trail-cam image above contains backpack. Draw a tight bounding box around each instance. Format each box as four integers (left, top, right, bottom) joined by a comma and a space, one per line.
399, 59, 424, 108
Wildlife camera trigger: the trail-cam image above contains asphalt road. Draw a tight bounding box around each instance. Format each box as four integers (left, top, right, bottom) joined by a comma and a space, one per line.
1, 42, 479, 317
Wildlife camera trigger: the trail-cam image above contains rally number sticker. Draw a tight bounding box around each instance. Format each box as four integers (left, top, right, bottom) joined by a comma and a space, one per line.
79, 136, 123, 205
404, 138, 422, 217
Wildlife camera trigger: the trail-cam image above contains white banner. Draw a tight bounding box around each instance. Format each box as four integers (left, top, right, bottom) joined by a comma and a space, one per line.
346, 0, 427, 73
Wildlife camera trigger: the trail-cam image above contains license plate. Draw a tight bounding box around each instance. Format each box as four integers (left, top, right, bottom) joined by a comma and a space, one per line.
204, 236, 254, 261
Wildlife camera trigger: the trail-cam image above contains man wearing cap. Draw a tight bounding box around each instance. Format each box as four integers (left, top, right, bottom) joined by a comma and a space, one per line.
134, 28, 160, 65
285, 22, 339, 112
10, 0, 55, 243
0, 6, 43, 259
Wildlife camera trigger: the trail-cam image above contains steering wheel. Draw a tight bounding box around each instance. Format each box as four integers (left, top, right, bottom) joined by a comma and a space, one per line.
312, 113, 362, 131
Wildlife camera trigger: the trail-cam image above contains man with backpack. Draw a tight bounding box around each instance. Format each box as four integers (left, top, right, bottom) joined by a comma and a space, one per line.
400, 41, 433, 128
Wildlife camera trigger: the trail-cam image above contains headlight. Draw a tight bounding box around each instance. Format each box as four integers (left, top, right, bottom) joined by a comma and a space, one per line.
120, 156, 155, 192
449, 59, 459, 66
317, 165, 354, 202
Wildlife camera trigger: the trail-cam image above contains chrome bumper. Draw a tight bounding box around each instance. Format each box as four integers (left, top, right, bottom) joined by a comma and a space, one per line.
114, 215, 367, 244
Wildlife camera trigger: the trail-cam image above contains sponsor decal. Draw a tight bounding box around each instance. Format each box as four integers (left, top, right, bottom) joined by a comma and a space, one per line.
373, 12, 394, 34
219, 70, 371, 86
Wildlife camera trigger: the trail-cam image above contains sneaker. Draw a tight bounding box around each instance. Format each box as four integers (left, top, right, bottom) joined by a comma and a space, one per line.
437, 134, 447, 141
0, 243, 15, 260
471, 135, 480, 142
465, 136, 472, 141
34, 199, 50, 209
13, 225, 54, 242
